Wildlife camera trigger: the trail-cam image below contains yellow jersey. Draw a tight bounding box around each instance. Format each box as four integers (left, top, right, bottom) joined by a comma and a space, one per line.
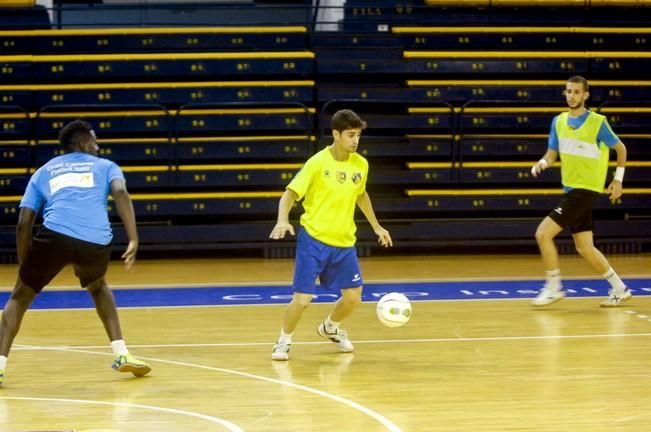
287, 146, 368, 247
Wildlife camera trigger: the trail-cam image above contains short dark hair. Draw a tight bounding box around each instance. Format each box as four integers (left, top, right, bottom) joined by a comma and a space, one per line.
567, 75, 589, 92
331, 109, 367, 132
58, 119, 94, 151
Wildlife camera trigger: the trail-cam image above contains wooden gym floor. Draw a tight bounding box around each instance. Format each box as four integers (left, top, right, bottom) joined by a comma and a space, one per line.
0, 253, 649, 431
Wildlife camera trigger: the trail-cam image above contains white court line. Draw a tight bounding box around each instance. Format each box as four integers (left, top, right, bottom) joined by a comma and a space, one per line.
12, 331, 651, 352
0, 396, 243, 431
20, 346, 403, 432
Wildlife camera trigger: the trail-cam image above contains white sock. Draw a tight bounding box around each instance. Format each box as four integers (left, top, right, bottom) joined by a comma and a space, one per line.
545, 269, 562, 290
602, 267, 626, 292
279, 329, 293, 343
325, 316, 340, 332
0, 355, 7, 370
111, 340, 129, 356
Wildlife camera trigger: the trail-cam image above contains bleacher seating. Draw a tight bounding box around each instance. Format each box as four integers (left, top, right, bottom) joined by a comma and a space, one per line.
0, 1, 650, 255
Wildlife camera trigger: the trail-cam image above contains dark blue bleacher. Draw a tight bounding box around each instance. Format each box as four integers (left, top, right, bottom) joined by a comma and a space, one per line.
0, 81, 314, 110
0, 27, 308, 54
1, 2, 650, 254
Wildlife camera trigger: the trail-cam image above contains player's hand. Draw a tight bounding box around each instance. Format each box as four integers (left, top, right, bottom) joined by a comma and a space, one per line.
530, 159, 549, 177
606, 180, 623, 202
269, 222, 295, 240
374, 226, 393, 248
122, 240, 138, 271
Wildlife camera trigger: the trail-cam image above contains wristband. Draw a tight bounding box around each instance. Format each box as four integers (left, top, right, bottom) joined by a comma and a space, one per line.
614, 166, 625, 182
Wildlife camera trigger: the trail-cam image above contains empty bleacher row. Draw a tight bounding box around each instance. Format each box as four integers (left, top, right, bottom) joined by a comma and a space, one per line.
0, 81, 315, 109
1, 105, 649, 210
0, 27, 309, 54
344, 1, 651, 29
0, 13, 650, 253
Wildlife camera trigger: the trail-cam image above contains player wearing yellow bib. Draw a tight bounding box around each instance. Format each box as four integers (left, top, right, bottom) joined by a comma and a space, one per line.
530, 76, 631, 307
269, 109, 392, 361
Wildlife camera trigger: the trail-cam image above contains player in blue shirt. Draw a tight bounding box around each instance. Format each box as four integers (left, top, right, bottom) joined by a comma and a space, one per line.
0, 120, 151, 386
530, 76, 630, 307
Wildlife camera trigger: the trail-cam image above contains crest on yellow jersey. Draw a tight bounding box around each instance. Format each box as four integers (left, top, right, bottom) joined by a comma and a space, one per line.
336, 171, 346, 183
351, 172, 362, 184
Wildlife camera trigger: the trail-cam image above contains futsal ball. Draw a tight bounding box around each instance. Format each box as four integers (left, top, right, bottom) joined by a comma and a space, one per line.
376, 292, 412, 327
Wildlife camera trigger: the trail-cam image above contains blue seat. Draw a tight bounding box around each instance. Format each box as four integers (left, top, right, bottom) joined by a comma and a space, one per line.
345, 135, 453, 158
121, 166, 174, 189
395, 27, 575, 50
0, 27, 308, 54
0, 142, 30, 167
35, 137, 171, 165
407, 80, 651, 103
318, 86, 409, 103
0, 117, 30, 138
460, 134, 548, 158
0, 81, 314, 110
458, 162, 561, 185
459, 107, 565, 131
317, 58, 407, 74
124, 192, 281, 217
2, 52, 315, 82
175, 135, 314, 161
402, 162, 454, 185
402, 188, 651, 213
176, 108, 314, 133
592, 57, 651, 75
311, 32, 401, 49
600, 107, 651, 131
405, 51, 589, 75
0, 168, 29, 193
34, 110, 171, 138
175, 163, 302, 188
394, 26, 651, 51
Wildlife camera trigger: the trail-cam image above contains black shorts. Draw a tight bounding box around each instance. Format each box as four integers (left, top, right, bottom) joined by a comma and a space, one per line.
19, 227, 112, 293
548, 189, 599, 234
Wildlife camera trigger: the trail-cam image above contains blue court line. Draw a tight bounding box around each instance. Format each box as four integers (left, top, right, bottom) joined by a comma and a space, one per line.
1, 278, 649, 309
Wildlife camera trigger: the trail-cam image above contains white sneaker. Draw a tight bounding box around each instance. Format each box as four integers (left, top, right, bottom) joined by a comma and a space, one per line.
531, 286, 565, 306
317, 322, 354, 352
272, 340, 291, 361
600, 287, 632, 307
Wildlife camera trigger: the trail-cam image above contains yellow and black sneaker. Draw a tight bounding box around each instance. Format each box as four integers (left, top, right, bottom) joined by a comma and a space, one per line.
112, 353, 151, 377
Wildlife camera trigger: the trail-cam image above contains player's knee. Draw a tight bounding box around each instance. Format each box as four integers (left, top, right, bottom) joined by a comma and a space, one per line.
10, 280, 36, 308
85, 278, 107, 295
535, 227, 551, 244
342, 289, 362, 307
346, 296, 362, 308
291, 294, 313, 308
575, 244, 592, 258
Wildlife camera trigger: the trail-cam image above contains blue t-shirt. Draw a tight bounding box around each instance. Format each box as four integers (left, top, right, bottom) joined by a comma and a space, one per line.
20, 152, 125, 245
548, 110, 620, 151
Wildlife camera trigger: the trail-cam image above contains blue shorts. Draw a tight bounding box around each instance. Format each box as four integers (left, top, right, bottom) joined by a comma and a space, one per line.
293, 229, 363, 294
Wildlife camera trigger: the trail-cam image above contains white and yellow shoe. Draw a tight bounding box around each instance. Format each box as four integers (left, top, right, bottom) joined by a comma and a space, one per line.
531, 286, 565, 306
317, 322, 354, 352
271, 341, 291, 361
600, 287, 632, 307
112, 353, 151, 377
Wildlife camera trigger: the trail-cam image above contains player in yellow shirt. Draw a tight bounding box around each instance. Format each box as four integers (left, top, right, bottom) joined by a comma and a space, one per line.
269, 109, 392, 361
